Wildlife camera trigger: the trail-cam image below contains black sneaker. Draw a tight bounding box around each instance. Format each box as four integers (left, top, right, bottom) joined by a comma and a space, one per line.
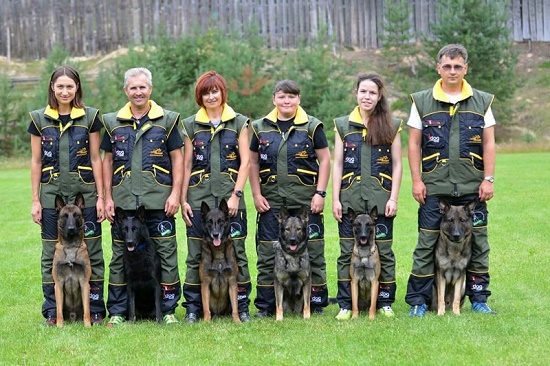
255, 310, 273, 318
312, 307, 324, 315
43, 316, 57, 327
184, 312, 199, 323
239, 312, 251, 322
91, 313, 104, 326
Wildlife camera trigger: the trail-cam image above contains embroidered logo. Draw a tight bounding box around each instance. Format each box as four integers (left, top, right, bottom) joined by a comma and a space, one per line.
377, 155, 390, 164
295, 150, 308, 158
226, 151, 237, 160
150, 148, 163, 157
469, 135, 482, 143
77, 147, 88, 156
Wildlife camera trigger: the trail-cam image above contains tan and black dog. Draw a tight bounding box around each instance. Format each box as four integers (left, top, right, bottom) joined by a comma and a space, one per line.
199, 199, 240, 323
274, 205, 311, 321
434, 199, 477, 316
349, 206, 380, 320
52, 193, 91, 327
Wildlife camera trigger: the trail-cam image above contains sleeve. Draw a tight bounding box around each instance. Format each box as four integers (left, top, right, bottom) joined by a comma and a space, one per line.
28, 121, 41, 136
100, 133, 112, 152
312, 124, 328, 149
249, 132, 259, 152
407, 102, 423, 130
90, 115, 102, 133
484, 106, 496, 128
166, 126, 184, 151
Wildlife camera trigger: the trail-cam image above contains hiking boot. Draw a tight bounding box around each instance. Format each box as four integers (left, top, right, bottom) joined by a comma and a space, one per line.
312, 307, 324, 315
335, 308, 351, 321
409, 304, 428, 317
184, 312, 199, 323
239, 312, 251, 323
106, 315, 125, 327
255, 310, 273, 318
91, 313, 104, 326
43, 316, 57, 327
163, 314, 179, 324
471, 302, 497, 314
378, 306, 395, 318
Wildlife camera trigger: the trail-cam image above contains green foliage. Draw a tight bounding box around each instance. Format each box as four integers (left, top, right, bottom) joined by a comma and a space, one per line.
380, 0, 417, 74
419, 0, 518, 123
0, 74, 26, 157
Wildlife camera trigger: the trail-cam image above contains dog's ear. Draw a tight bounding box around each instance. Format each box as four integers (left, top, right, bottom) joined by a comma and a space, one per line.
74, 192, 85, 210
201, 201, 210, 220
114, 207, 126, 223
439, 199, 450, 214
55, 195, 65, 212
347, 207, 356, 221
369, 205, 378, 221
219, 199, 229, 216
136, 206, 146, 223
464, 199, 478, 217
278, 206, 290, 224
298, 205, 310, 224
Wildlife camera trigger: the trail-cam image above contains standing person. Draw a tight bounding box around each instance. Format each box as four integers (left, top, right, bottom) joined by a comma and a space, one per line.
180, 71, 252, 323
29, 65, 106, 326
332, 73, 403, 320
249, 80, 331, 317
101, 67, 183, 325
405, 44, 496, 316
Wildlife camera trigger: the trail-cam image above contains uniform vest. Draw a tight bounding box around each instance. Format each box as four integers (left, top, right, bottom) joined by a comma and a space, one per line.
251, 106, 322, 209
102, 100, 180, 210
182, 104, 248, 209
411, 79, 494, 197
29, 105, 99, 209
334, 107, 402, 212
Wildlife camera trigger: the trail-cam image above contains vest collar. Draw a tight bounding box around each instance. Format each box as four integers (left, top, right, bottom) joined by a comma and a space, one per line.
194, 103, 237, 124
432, 78, 473, 103
264, 106, 308, 125
44, 105, 86, 120
348, 106, 366, 128
116, 100, 164, 120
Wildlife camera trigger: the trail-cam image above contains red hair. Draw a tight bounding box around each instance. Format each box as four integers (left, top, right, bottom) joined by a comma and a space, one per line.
194, 71, 228, 107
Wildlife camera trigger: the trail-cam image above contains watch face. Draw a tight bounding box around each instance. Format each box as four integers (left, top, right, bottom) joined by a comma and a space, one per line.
234, 190, 243, 197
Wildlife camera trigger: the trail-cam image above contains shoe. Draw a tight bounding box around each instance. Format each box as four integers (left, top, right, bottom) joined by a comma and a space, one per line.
43, 316, 57, 327
184, 312, 199, 323
255, 310, 273, 318
312, 307, 324, 315
471, 302, 497, 314
409, 304, 428, 317
335, 308, 351, 320
378, 306, 395, 318
163, 314, 179, 324
91, 313, 104, 326
239, 312, 251, 322
106, 315, 125, 327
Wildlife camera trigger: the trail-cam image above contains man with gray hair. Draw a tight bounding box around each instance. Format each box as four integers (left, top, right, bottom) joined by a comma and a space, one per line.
101, 67, 184, 325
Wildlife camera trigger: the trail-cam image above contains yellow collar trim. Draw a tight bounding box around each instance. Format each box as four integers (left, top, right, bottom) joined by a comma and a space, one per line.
116, 100, 164, 120
195, 104, 237, 124
44, 105, 85, 120
432, 78, 473, 103
348, 106, 365, 127
265, 106, 308, 125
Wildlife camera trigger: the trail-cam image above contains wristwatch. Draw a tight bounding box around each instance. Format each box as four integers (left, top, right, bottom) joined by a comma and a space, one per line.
233, 190, 243, 198
315, 190, 327, 198
484, 176, 494, 183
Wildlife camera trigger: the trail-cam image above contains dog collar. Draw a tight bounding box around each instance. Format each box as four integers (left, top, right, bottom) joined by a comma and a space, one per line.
136, 243, 148, 251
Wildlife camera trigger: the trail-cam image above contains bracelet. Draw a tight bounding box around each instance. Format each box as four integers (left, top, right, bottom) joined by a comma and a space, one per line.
389, 198, 398, 203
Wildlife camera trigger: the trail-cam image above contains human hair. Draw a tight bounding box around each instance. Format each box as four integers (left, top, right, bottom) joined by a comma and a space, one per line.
124, 67, 153, 88
48, 65, 84, 109
355, 73, 394, 145
437, 44, 468, 63
273, 79, 300, 96
194, 70, 228, 107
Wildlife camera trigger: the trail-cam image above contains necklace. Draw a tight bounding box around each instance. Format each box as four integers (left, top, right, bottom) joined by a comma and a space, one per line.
131, 106, 150, 121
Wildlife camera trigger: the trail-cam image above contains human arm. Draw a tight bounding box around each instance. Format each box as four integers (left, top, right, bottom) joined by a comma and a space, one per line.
227, 125, 250, 217
479, 125, 495, 202
30, 135, 43, 225
166, 146, 183, 217
102, 151, 115, 222
180, 135, 194, 226
249, 149, 270, 213
311, 146, 330, 214
386, 130, 403, 217
89, 130, 105, 222
331, 131, 344, 222
408, 126, 426, 205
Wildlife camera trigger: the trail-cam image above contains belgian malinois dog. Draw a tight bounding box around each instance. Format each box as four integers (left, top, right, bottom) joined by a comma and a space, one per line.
199, 199, 240, 323
115, 206, 162, 323
52, 193, 91, 327
434, 199, 477, 316
274, 205, 311, 321
349, 206, 380, 320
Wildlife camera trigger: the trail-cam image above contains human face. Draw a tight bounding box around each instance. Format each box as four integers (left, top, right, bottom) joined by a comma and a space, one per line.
201, 88, 223, 111
437, 55, 468, 90
356, 79, 381, 114
124, 73, 153, 109
51, 75, 77, 108
273, 91, 300, 120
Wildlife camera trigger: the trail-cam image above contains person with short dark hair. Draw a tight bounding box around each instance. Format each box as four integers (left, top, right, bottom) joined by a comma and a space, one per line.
405, 44, 497, 316
29, 65, 106, 326
180, 70, 252, 323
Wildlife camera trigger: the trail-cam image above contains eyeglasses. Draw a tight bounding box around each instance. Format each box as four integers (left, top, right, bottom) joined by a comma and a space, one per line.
440, 64, 465, 72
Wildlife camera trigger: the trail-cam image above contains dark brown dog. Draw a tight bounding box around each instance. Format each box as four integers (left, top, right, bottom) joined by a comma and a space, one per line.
434, 199, 477, 315
52, 193, 91, 327
274, 205, 311, 321
199, 199, 240, 323
349, 206, 380, 320
115, 206, 162, 323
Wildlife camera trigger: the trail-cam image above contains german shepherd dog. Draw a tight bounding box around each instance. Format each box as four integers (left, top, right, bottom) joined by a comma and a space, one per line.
434, 199, 477, 316
348, 206, 380, 320
274, 205, 311, 321
52, 193, 91, 327
199, 199, 240, 323
115, 206, 162, 323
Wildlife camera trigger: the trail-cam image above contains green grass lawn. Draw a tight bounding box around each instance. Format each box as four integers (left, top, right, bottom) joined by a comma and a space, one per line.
0, 152, 549, 365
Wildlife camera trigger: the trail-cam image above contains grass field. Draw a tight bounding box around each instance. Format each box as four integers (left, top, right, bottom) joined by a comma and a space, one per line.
0, 153, 549, 365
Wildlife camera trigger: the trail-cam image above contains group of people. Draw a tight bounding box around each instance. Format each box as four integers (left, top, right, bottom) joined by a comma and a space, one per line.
29, 43, 497, 327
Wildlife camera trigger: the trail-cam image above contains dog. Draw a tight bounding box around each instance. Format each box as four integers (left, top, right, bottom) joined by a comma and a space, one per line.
348, 206, 380, 320
199, 199, 240, 323
115, 206, 162, 323
274, 205, 311, 321
52, 193, 91, 327
434, 198, 477, 316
